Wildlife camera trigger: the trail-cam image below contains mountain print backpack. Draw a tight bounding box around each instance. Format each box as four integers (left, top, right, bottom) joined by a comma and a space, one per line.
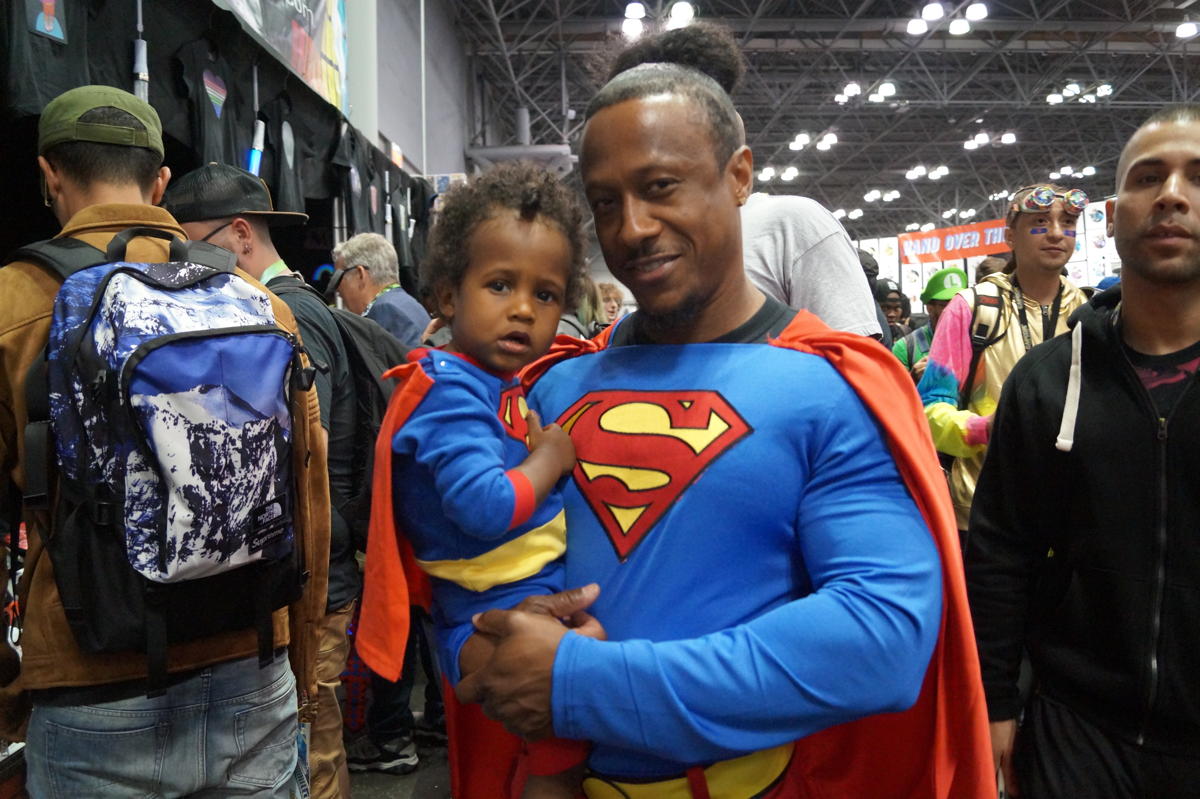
9, 227, 314, 689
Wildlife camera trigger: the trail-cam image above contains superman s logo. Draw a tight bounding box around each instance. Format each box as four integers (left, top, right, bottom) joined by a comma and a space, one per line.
558, 390, 751, 561
498, 386, 531, 443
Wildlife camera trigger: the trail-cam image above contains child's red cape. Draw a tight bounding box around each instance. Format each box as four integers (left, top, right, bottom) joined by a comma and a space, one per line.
356, 315, 996, 799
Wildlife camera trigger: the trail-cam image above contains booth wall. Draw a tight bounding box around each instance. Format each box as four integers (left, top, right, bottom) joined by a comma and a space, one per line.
377, 0, 468, 175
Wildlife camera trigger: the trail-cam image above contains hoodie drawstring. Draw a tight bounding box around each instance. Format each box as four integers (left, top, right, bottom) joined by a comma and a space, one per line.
1056, 322, 1084, 452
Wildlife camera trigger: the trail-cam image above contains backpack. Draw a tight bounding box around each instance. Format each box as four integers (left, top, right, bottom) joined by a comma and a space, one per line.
269, 279, 408, 550
5, 227, 315, 690
957, 281, 1006, 410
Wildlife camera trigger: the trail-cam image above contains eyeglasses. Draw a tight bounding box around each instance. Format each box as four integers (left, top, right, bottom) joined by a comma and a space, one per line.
1012, 185, 1089, 215
321, 264, 364, 302
200, 221, 234, 242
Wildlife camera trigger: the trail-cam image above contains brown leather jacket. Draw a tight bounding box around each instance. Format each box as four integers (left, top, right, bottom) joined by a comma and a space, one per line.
0, 204, 330, 739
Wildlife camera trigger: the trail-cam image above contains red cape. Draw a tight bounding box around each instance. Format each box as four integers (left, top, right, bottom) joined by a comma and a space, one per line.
357, 319, 995, 798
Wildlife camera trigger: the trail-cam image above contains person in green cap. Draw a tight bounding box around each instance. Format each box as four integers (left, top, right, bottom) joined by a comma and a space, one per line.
892, 266, 968, 381
0, 85, 328, 797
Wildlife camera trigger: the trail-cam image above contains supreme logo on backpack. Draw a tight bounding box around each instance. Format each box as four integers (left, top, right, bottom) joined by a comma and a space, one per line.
10, 227, 314, 688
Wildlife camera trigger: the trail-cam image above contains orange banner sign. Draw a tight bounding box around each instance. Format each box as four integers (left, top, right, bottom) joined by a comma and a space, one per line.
898, 218, 1008, 264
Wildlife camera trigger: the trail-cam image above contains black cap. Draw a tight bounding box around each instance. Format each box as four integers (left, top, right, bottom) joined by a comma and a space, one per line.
164, 163, 308, 226
874, 278, 902, 302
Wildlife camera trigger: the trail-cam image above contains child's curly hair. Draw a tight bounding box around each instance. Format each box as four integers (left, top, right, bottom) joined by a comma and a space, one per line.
422, 162, 587, 305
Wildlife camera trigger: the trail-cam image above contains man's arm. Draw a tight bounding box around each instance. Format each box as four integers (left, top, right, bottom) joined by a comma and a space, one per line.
917, 292, 992, 456
462, 386, 942, 762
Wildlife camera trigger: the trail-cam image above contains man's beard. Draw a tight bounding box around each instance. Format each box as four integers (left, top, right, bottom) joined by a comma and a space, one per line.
633, 288, 706, 341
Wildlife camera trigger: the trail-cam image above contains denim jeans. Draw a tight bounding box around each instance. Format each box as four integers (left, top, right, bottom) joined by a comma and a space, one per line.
25, 652, 297, 798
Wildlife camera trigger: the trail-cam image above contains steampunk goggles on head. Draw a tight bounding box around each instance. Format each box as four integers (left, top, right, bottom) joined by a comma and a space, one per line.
1011, 185, 1089, 215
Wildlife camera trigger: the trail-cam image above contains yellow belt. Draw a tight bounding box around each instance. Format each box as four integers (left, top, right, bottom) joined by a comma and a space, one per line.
581, 743, 794, 799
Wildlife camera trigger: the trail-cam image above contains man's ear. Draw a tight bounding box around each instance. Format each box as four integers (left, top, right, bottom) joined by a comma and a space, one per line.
725, 144, 753, 205
231, 217, 256, 254
37, 155, 62, 204
149, 166, 172, 206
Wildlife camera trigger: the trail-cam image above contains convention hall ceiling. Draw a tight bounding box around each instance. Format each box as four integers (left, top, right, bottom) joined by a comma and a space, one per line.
452, 0, 1200, 238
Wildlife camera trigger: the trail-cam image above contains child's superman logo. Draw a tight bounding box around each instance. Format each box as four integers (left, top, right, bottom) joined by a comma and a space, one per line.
498, 386, 530, 444
557, 390, 751, 560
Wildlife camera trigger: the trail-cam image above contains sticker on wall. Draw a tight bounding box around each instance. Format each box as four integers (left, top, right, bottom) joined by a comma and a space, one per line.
28, 0, 67, 43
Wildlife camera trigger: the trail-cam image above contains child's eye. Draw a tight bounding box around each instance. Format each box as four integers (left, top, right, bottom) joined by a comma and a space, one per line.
488, 280, 509, 293
536, 290, 560, 304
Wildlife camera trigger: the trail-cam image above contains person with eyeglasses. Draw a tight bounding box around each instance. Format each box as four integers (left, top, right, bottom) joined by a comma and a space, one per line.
916, 183, 1091, 539
967, 105, 1200, 798
331, 232, 430, 349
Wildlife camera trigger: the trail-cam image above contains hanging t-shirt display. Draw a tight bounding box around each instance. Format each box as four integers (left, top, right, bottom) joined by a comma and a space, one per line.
175, 38, 243, 167
333, 125, 380, 235
3, 0, 89, 116
259, 92, 306, 213
387, 165, 417, 293
409, 176, 435, 273
367, 148, 387, 234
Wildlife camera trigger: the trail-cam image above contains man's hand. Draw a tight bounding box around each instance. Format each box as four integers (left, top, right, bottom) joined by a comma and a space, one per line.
990, 719, 1019, 796
456, 609, 571, 740
458, 584, 605, 677
525, 409, 576, 477
911, 355, 929, 382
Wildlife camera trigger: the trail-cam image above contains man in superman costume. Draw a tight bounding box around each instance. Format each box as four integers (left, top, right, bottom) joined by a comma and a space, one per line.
358, 64, 994, 799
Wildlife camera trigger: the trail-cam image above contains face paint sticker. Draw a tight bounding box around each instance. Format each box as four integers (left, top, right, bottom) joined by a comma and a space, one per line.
1065, 229, 1077, 237
1029, 227, 1048, 235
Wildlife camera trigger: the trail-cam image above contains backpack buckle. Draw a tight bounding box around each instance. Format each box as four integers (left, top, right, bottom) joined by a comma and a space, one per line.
93, 501, 116, 527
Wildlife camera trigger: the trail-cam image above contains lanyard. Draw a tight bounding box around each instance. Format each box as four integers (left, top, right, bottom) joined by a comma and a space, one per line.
1011, 277, 1063, 353
259, 260, 291, 284
364, 283, 401, 315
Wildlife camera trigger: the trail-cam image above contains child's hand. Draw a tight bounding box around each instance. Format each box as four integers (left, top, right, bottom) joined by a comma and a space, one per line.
526, 409, 576, 477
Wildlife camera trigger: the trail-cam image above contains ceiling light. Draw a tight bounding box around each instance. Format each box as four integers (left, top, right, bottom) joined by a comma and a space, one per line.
621, 17, 643, 38
1049, 171, 1061, 180
943, 209, 957, 219
624, 2, 646, 19
964, 140, 978, 150
1061, 165, 1073, 173
864, 189, 881, 201
1063, 82, 1081, 97
1082, 165, 1096, 176
912, 164, 927, 176
758, 167, 774, 181
1097, 83, 1113, 97
1177, 20, 1198, 38
922, 3, 945, 21
848, 209, 864, 220
832, 208, 847, 219
816, 141, 831, 151
879, 81, 896, 97
823, 132, 838, 144
948, 18, 970, 35
884, 192, 899, 202
935, 165, 948, 175
780, 171, 796, 182
1080, 93, 1096, 103
906, 223, 920, 231
834, 94, 849, 104
1047, 93, 1063, 104
868, 93, 884, 103
906, 18, 928, 35
789, 140, 804, 151
929, 171, 942, 180
1000, 132, 1016, 144
906, 169, 919, 180
844, 82, 861, 97
795, 133, 811, 146
965, 2, 988, 21
665, 1, 694, 29
974, 131, 989, 144
960, 208, 976, 218
921, 223, 935, 232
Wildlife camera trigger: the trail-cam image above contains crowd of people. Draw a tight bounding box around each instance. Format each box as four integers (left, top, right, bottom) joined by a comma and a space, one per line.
1, 18, 1199, 799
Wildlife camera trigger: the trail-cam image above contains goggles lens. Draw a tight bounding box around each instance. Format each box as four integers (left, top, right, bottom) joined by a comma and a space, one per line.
1017, 185, 1088, 214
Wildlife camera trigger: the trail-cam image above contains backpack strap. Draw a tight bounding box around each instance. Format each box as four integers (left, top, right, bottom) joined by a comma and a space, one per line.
959, 282, 1006, 410
5, 238, 107, 282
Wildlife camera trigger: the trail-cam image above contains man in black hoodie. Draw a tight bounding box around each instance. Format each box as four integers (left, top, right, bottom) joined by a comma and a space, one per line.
967, 105, 1200, 798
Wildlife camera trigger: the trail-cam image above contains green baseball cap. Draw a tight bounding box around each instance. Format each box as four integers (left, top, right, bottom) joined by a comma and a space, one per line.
921, 267, 968, 303
38, 85, 164, 158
